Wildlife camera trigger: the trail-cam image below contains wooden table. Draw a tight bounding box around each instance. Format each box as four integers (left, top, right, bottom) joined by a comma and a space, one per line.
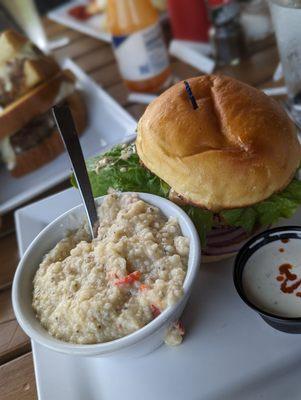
0, 18, 282, 399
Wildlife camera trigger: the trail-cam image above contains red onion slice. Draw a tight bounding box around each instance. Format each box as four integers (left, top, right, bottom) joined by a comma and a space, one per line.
203, 243, 244, 256
203, 226, 260, 256
202, 228, 262, 256
207, 226, 239, 237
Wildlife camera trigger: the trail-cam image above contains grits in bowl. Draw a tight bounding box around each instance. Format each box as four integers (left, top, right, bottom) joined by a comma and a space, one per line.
32, 193, 189, 345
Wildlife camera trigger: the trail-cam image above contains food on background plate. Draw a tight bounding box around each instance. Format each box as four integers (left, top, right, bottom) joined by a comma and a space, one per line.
0, 30, 87, 177
80, 74, 301, 262
32, 193, 189, 345
87, 0, 107, 14
68, 0, 107, 21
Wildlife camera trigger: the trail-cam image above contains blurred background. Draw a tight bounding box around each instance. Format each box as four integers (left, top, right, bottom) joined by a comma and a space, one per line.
0, 0, 275, 65
1, 0, 299, 114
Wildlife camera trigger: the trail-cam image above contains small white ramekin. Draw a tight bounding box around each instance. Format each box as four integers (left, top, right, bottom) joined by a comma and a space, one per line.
12, 192, 201, 358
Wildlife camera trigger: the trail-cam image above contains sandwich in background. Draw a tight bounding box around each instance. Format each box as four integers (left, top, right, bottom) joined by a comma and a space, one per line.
0, 30, 87, 177
0, 30, 59, 108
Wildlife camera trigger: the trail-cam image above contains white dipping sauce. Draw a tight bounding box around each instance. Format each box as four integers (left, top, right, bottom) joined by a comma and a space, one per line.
242, 238, 301, 318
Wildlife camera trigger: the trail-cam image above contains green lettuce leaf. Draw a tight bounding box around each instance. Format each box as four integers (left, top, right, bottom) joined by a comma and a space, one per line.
72, 143, 301, 242
221, 177, 301, 232
181, 206, 213, 245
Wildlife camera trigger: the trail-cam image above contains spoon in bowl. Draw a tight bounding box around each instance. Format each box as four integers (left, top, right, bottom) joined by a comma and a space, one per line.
52, 104, 99, 239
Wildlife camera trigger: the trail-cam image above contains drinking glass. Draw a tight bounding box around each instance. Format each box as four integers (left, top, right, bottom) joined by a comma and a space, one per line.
269, 0, 301, 121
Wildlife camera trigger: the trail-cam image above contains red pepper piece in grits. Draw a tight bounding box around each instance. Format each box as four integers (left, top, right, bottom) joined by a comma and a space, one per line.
114, 271, 141, 286
151, 304, 161, 318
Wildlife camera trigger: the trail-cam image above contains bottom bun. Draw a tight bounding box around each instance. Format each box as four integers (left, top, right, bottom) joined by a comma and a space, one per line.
11, 91, 87, 177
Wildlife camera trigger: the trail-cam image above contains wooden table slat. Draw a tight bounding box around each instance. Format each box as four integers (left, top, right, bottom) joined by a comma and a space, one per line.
75, 46, 115, 73
90, 62, 122, 89
125, 103, 147, 120
0, 353, 37, 400
106, 82, 130, 106
0, 289, 15, 323
43, 20, 72, 36
0, 289, 30, 365
55, 35, 107, 61
0, 234, 18, 291
220, 47, 279, 87
47, 27, 83, 43
0, 322, 30, 366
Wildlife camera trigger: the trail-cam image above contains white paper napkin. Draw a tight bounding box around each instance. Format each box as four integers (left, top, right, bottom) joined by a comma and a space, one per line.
262, 86, 287, 96
128, 92, 158, 104
169, 39, 215, 74
273, 63, 283, 82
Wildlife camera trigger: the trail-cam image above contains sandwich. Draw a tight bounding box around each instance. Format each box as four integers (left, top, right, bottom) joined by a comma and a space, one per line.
79, 75, 301, 261
0, 30, 87, 177
0, 30, 60, 108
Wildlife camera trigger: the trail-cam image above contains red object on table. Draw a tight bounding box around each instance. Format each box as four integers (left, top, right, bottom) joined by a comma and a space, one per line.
68, 5, 90, 20
167, 0, 210, 42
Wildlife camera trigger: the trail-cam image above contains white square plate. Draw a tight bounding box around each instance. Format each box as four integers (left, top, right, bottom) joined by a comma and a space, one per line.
48, 1, 110, 43
0, 58, 136, 214
15, 188, 301, 400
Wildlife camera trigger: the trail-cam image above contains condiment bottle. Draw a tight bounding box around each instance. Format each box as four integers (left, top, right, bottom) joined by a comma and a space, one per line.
207, 0, 243, 66
167, 0, 210, 42
107, 0, 171, 93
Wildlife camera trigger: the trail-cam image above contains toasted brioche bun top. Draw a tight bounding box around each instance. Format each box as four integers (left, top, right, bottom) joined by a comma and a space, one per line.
136, 75, 301, 211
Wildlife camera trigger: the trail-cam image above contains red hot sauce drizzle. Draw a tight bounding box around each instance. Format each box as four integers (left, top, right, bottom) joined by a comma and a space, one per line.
281, 238, 290, 244
277, 263, 301, 294
279, 264, 297, 280
278, 248, 285, 253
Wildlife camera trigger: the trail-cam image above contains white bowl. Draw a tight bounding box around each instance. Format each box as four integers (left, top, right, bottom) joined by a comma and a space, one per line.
12, 192, 201, 358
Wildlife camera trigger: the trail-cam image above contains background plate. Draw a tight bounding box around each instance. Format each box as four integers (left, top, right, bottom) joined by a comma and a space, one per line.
48, 1, 111, 43
15, 188, 301, 400
0, 58, 136, 214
